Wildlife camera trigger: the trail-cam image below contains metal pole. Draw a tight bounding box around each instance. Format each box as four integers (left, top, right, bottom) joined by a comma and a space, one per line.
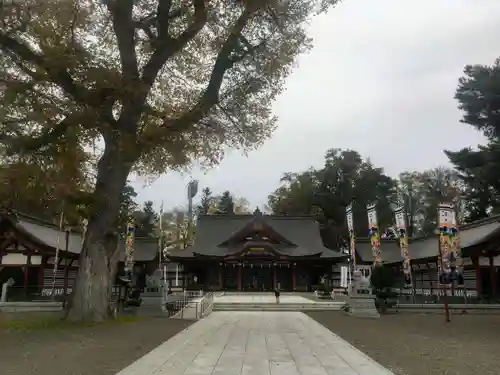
158, 201, 164, 271
187, 195, 193, 247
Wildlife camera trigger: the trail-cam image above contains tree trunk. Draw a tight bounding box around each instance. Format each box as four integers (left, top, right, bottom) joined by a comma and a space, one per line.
65, 138, 134, 322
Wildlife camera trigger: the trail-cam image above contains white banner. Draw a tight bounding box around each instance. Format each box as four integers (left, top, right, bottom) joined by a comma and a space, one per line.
366, 203, 378, 229
394, 206, 406, 230
346, 204, 354, 232
340, 266, 349, 288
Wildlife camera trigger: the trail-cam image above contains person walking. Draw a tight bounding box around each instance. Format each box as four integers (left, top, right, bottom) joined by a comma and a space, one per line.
274, 282, 280, 304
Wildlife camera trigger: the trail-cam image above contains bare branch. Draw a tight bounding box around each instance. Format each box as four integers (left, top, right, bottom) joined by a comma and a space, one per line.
141, 0, 207, 87
156, 0, 173, 40
162, 9, 254, 132
104, 0, 139, 80
2, 113, 79, 155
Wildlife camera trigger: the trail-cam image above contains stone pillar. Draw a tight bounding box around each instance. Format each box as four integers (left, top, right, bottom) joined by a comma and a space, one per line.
292, 265, 296, 291
237, 266, 242, 291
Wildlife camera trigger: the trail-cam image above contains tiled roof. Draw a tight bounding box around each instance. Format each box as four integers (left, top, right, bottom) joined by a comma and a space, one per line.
3, 212, 160, 261
169, 214, 346, 260
355, 217, 500, 264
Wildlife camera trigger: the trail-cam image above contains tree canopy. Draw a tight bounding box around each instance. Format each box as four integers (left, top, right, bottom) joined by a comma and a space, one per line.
445, 57, 500, 222
132, 200, 158, 237
0, 0, 340, 321
268, 149, 398, 248
267, 149, 468, 247
217, 190, 235, 214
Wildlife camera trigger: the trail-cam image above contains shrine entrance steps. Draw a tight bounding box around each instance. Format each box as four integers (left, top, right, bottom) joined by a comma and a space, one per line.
213, 293, 345, 312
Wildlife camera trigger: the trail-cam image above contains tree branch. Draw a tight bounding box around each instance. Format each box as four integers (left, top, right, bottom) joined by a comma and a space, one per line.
2, 113, 78, 156
162, 9, 253, 132
0, 32, 87, 104
104, 0, 139, 80
141, 0, 207, 87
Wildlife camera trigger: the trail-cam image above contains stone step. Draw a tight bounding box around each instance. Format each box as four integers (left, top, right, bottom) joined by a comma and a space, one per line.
213, 303, 344, 311
214, 302, 343, 307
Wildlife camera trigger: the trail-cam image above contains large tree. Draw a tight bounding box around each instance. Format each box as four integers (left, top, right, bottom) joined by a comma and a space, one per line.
0, 0, 340, 321
454, 58, 500, 140
268, 149, 397, 248
394, 171, 425, 237
417, 167, 464, 235
445, 57, 500, 222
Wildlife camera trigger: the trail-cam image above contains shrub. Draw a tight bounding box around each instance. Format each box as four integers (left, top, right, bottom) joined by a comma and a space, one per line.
370, 265, 394, 295
370, 265, 397, 312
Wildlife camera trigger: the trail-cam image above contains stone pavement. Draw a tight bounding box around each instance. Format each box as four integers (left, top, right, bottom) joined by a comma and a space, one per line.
116, 311, 395, 375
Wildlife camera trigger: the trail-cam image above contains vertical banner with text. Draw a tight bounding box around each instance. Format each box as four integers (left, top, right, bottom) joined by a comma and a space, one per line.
437, 203, 455, 285
437, 203, 462, 285
367, 203, 381, 265
346, 204, 356, 270
453, 209, 464, 285
125, 222, 136, 276
394, 206, 412, 287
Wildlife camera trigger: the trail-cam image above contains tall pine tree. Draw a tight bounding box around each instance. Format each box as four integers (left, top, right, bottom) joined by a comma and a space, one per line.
217, 191, 235, 214
446, 57, 500, 221
197, 187, 213, 215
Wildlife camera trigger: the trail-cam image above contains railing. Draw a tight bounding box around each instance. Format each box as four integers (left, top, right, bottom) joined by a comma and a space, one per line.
388, 286, 494, 304
168, 292, 213, 320
183, 290, 204, 298
2, 285, 70, 303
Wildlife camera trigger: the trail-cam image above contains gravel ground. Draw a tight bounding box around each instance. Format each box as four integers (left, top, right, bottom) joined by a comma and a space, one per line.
0, 316, 192, 375
306, 311, 500, 375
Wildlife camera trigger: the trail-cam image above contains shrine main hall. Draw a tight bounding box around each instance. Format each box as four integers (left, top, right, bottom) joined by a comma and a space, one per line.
167, 210, 346, 291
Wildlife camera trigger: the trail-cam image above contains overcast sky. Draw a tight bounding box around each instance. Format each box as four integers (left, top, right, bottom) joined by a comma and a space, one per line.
132, 0, 500, 212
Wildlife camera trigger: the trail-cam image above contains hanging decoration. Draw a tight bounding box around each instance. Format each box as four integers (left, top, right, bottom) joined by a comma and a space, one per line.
437, 203, 462, 284
346, 204, 356, 269
367, 203, 381, 265
124, 222, 136, 279
437, 203, 454, 284
394, 206, 412, 287
452, 210, 464, 285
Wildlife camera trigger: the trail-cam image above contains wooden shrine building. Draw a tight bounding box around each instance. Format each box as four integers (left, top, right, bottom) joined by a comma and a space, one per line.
166, 209, 347, 292
0, 211, 160, 300
355, 215, 500, 300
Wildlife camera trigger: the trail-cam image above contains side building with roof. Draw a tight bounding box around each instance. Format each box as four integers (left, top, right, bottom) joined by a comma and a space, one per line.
166, 209, 347, 292
0, 211, 160, 300
355, 215, 500, 299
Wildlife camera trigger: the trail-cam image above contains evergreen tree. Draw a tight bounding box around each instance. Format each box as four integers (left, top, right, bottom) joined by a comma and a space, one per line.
445, 57, 500, 221
133, 201, 158, 237
197, 187, 213, 215
217, 191, 235, 215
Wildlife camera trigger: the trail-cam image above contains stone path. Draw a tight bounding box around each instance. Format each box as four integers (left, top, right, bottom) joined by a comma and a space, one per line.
116, 312, 394, 375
